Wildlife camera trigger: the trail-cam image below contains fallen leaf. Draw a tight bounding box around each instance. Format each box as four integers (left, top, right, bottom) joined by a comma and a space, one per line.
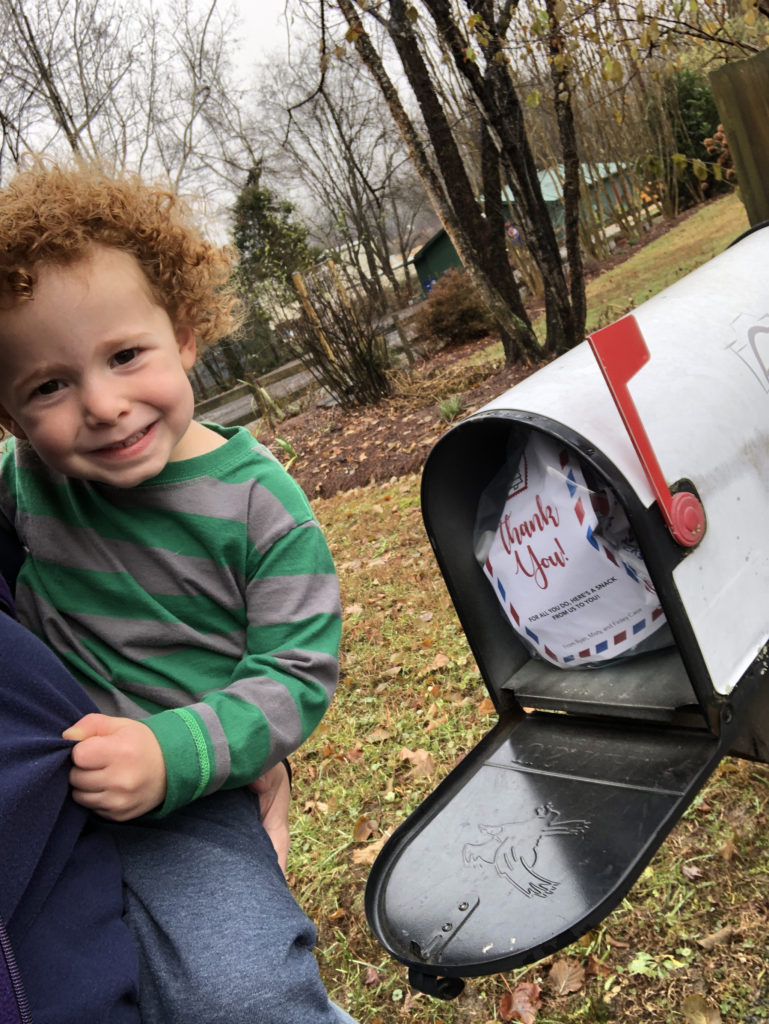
428, 652, 450, 671
327, 907, 346, 922
548, 958, 585, 995
719, 839, 739, 862
499, 982, 541, 1023
681, 993, 723, 1024
682, 863, 704, 880
351, 834, 389, 866
344, 603, 363, 616
400, 989, 422, 1012
697, 925, 734, 951
606, 934, 630, 948
303, 799, 329, 815
399, 747, 437, 777
366, 727, 392, 743
352, 815, 379, 842
425, 714, 448, 733
363, 965, 380, 987
584, 954, 612, 978
478, 696, 496, 715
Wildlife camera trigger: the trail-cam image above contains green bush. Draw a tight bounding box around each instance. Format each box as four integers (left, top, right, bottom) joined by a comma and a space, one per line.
413, 268, 495, 348
644, 67, 731, 213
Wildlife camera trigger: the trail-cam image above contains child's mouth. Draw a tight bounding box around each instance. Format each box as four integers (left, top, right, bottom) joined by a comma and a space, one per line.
105, 428, 149, 450
95, 424, 155, 456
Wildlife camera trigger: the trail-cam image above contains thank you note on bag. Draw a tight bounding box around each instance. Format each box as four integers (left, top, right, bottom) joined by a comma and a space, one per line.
481, 433, 666, 667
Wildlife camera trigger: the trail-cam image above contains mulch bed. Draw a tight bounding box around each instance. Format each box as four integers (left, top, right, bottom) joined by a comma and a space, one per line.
257, 342, 533, 499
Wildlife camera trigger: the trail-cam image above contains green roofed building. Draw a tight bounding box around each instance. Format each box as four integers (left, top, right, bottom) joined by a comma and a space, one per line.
412, 163, 635, 292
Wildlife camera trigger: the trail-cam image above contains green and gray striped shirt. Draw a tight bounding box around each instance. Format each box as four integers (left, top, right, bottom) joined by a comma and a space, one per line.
0, 425, 341, 816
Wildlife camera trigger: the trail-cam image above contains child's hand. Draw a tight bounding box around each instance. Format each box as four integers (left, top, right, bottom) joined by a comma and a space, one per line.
248, 762, 291, 874
62, 714, 167, 821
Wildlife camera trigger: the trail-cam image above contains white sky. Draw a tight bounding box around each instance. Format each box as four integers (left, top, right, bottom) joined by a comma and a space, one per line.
231, 0, 296, 73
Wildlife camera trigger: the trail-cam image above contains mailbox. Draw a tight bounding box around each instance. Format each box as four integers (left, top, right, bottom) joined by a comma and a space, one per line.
365, 223, 769, 999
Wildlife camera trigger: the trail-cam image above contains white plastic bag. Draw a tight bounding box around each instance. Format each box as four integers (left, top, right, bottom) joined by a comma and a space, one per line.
474, 432, 669, 668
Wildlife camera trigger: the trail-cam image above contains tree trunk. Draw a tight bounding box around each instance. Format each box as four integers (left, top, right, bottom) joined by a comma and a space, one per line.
545, 0, 586, 347
478, 122, 532, 365
421, 0, 582, 354
337, 0, 538, 366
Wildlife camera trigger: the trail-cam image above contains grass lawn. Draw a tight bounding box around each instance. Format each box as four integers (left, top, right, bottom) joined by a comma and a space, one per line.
289, 192, 767, 1024
584, 194, 750, 333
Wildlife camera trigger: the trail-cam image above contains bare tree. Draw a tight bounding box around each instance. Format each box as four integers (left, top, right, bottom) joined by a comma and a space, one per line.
328, 0, 545, 363
0, 0, 134, 164
0, 0, 261, 215
255, 42, 429, 309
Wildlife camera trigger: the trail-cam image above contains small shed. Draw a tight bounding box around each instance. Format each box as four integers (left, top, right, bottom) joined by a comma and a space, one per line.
411, 163, 635, 290
411, 227, 464, 293
503, 162, 634, 240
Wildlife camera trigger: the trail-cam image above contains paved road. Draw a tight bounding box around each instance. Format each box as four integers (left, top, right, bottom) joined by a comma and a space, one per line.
197, 367, 319, 428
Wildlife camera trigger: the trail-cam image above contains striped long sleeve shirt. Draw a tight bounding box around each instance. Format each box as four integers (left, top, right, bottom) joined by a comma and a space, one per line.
0, 425, 341, 816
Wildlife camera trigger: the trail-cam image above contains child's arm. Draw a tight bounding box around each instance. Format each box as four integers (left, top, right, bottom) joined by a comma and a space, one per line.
64, 715, 292, 869
64, 515, 340, 821
136, 514, 341, 818
249, 761, 291, 873
63, 715, 167, 820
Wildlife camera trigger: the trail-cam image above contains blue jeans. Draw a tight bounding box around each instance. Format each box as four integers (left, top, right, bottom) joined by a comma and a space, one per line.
109, 790, 358, 1024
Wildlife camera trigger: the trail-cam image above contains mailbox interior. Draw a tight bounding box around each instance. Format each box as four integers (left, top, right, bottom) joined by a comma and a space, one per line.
365, 412, 739, 987
419, 412, 713, 724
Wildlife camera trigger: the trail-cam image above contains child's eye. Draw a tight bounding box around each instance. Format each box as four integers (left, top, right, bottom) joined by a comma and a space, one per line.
112, 348, 138, 366
34, 379, 63, 396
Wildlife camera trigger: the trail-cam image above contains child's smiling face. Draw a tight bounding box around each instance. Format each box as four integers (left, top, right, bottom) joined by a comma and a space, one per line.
0, 245, 206, 488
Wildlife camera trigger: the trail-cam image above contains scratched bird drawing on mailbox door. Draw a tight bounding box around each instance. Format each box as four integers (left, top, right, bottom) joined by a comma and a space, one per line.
462, 804, 590, 898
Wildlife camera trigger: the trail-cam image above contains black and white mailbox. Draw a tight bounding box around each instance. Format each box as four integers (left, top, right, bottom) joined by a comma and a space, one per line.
365, 223, 769, 999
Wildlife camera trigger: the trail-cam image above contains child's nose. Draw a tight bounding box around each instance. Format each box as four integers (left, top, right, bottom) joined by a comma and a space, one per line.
81, 381, 130, 425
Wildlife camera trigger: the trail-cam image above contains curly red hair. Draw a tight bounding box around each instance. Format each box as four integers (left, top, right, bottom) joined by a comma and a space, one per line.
0, 161, 240, 346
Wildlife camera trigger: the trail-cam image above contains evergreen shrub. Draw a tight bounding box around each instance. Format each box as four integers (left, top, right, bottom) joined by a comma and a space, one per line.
413, 268, 495, 349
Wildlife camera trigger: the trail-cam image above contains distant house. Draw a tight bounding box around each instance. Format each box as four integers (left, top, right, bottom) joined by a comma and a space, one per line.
411, 163, 634, 291
504, 162, 634, 240
411, 226, 464, 292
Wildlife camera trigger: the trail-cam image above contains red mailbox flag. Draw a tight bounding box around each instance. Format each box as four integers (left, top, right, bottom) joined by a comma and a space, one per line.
588, 314, 706, 548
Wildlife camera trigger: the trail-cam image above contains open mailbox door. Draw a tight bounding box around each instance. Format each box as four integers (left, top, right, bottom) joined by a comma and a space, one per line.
365, 224, 769, 999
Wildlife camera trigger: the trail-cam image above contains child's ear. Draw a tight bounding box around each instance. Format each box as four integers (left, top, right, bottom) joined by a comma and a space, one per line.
0, 406, 26, 441
175, 325, 197, 371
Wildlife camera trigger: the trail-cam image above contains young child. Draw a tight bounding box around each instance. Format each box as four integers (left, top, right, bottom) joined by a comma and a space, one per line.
0, 163, 357, 1024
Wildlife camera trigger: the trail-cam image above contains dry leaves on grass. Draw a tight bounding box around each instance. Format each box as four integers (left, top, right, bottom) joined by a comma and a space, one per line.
351, 833, 390, 866
363, 966, 381, 987
681, 994, 723, 1024
352, 815, 379, 843
547, 958, 586, 996
366, 727, 392, 743
399, 746, 437, 777
697, 924, 735, 950
499, 982, 542, 1023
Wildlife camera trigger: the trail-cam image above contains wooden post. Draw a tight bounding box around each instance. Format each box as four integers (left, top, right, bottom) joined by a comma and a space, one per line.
291, 270, 336, 363
710, 49, 769, 227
